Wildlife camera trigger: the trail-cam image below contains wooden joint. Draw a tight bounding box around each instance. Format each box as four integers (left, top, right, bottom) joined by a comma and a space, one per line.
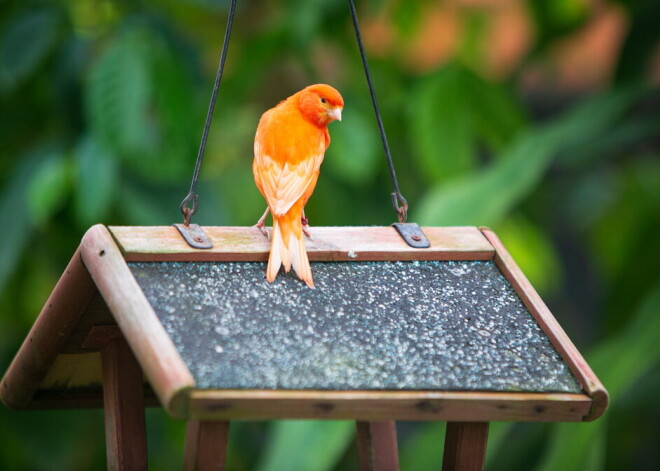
82, 325, 122, 350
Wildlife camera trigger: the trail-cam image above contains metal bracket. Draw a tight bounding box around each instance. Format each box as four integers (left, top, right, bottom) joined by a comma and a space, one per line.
392, 222, 430, 249
173, 223, 213, 249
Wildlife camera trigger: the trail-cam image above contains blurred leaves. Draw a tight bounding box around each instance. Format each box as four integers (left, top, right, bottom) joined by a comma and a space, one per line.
256, 421, 354, 471
0, 9, 61, 93
86, 27, 154, 158
325, 108, 379, 185
536, 282, 660, 471
414, 87, 641, 226
74, 136, 118, 227
86, 24, 194, 181
27, 151, 73, 225
409, 63, 526, 182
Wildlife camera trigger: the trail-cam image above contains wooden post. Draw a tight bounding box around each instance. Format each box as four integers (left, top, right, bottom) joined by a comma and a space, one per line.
100, 334, 148, 471
184, 420, 230, 471
442, 422, 489, 471
356, 421, 399, 471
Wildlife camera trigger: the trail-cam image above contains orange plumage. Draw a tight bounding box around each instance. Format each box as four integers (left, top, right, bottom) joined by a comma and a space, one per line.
253, 84, 344, 288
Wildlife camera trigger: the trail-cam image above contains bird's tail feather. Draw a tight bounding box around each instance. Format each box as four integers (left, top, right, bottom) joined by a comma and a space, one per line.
267, 215, 314, 288
289, 231, 314, 288
267, 219, 287, 282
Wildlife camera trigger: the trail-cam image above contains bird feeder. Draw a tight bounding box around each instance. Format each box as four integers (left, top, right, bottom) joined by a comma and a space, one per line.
2, 1, 608, 469
1, 224, 607, 470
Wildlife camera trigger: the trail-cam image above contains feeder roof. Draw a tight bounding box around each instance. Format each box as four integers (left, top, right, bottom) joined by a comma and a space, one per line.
0, 225, 607, 422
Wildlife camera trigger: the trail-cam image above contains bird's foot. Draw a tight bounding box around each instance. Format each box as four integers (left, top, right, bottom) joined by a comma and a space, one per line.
254, 207, 270, 237
301, 215, 312, 239
303, 225, 312, 239
254, 220, 269, 238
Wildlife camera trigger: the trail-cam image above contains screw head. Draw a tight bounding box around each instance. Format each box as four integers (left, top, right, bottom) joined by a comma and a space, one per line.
411, 234, 422, 241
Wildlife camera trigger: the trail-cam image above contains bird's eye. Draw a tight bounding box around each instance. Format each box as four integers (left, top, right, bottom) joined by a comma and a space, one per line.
320, 97, 327, 103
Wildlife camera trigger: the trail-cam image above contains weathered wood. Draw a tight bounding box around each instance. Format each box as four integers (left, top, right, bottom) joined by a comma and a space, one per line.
83, 325, 123, 349
356, 421, 399, 471
62, 292, 115, 354
442, 422, 489, 471
80, 224, 196, 418
479, 228, 608, 421
102, 336, 147, 471
184, 421, 230, 471
189, 390, 592, 422
0, 248, 97, 409
109, 226, 494, 262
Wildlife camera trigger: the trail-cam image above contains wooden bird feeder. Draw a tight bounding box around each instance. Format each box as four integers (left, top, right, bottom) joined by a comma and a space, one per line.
1, 224, 607, 471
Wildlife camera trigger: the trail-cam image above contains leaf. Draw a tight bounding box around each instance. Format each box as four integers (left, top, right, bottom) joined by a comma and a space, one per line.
409, 65, 476, 181
0, 149, 48, 292
256, 421, 354, 471
325, 108, 380, 185
413, 87, 641, 226
74, 135, 118, 227
535, 283, 660, 471
27, 152, 73, 225
494, 217, 562, 296
409, 64, 526, 183
399, 422, 445, 470
86, 27, 154, 158
0, 9, 60, 93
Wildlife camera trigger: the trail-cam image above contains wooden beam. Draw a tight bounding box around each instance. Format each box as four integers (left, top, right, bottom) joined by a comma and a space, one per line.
442, 422, 489, 471
108, 226, 494, 262
101, 336, 148, 471
0, 248, 97, 409
189, 390, 591, 422
480, 228, 608, 421
184, 421, 230, 471
356, 421, 399, 471
80, 224, 196, 418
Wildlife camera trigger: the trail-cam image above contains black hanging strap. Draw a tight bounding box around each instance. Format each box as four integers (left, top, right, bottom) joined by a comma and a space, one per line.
348, 0, 408, 224
179, 0, 238, 227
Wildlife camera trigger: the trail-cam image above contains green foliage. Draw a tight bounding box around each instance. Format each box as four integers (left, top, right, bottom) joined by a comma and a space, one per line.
0, 9, 61, 93
256, 421, 354, 471
74, 136, 118, 227
409, 63, 526, 182
0, 0, 659, 470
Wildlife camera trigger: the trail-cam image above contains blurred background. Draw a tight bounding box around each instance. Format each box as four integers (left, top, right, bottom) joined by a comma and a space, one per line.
1, 0, 659, 469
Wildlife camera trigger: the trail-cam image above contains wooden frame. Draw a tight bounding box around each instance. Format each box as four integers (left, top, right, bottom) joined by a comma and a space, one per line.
1, 224, 607, 423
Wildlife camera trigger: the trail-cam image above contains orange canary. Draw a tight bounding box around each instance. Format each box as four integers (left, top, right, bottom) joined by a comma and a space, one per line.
253, 84, 344, 288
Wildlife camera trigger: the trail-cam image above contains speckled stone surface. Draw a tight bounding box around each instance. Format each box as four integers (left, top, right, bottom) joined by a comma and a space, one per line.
129, 261, 582, 393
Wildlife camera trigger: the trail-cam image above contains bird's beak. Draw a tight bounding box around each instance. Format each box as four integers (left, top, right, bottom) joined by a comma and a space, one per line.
328, 106, 342, 122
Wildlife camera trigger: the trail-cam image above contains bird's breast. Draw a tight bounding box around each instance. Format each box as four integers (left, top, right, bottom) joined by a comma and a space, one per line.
257, 106, 327, 166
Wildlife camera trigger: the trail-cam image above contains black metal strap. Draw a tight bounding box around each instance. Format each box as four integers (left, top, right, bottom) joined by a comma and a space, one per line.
180, 0, 238, 226
348, 0, 408, 223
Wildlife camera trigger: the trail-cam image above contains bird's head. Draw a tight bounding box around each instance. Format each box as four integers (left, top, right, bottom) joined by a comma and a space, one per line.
297, 84, 344, 127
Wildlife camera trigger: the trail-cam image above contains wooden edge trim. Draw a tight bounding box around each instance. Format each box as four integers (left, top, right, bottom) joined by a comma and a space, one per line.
188, 390, 592, 423
0, 247, 96, 410
108, 226, 495, 262
79, 224, 196, 419
479, 227, 609, 421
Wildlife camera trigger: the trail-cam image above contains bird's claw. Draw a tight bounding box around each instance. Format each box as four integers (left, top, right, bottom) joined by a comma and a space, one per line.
254, 221, 269, 238
301, 215, 312, 239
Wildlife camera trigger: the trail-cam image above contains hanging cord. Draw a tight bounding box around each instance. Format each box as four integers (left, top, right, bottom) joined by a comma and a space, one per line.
348, 0, 408, 223
180, 0, 238, 226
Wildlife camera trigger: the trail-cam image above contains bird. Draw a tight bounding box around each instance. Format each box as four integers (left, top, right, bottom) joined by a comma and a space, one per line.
252, 84, 344, 288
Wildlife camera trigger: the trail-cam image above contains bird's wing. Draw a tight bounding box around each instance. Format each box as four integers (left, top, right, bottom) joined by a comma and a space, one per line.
254, 139, 323, 217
